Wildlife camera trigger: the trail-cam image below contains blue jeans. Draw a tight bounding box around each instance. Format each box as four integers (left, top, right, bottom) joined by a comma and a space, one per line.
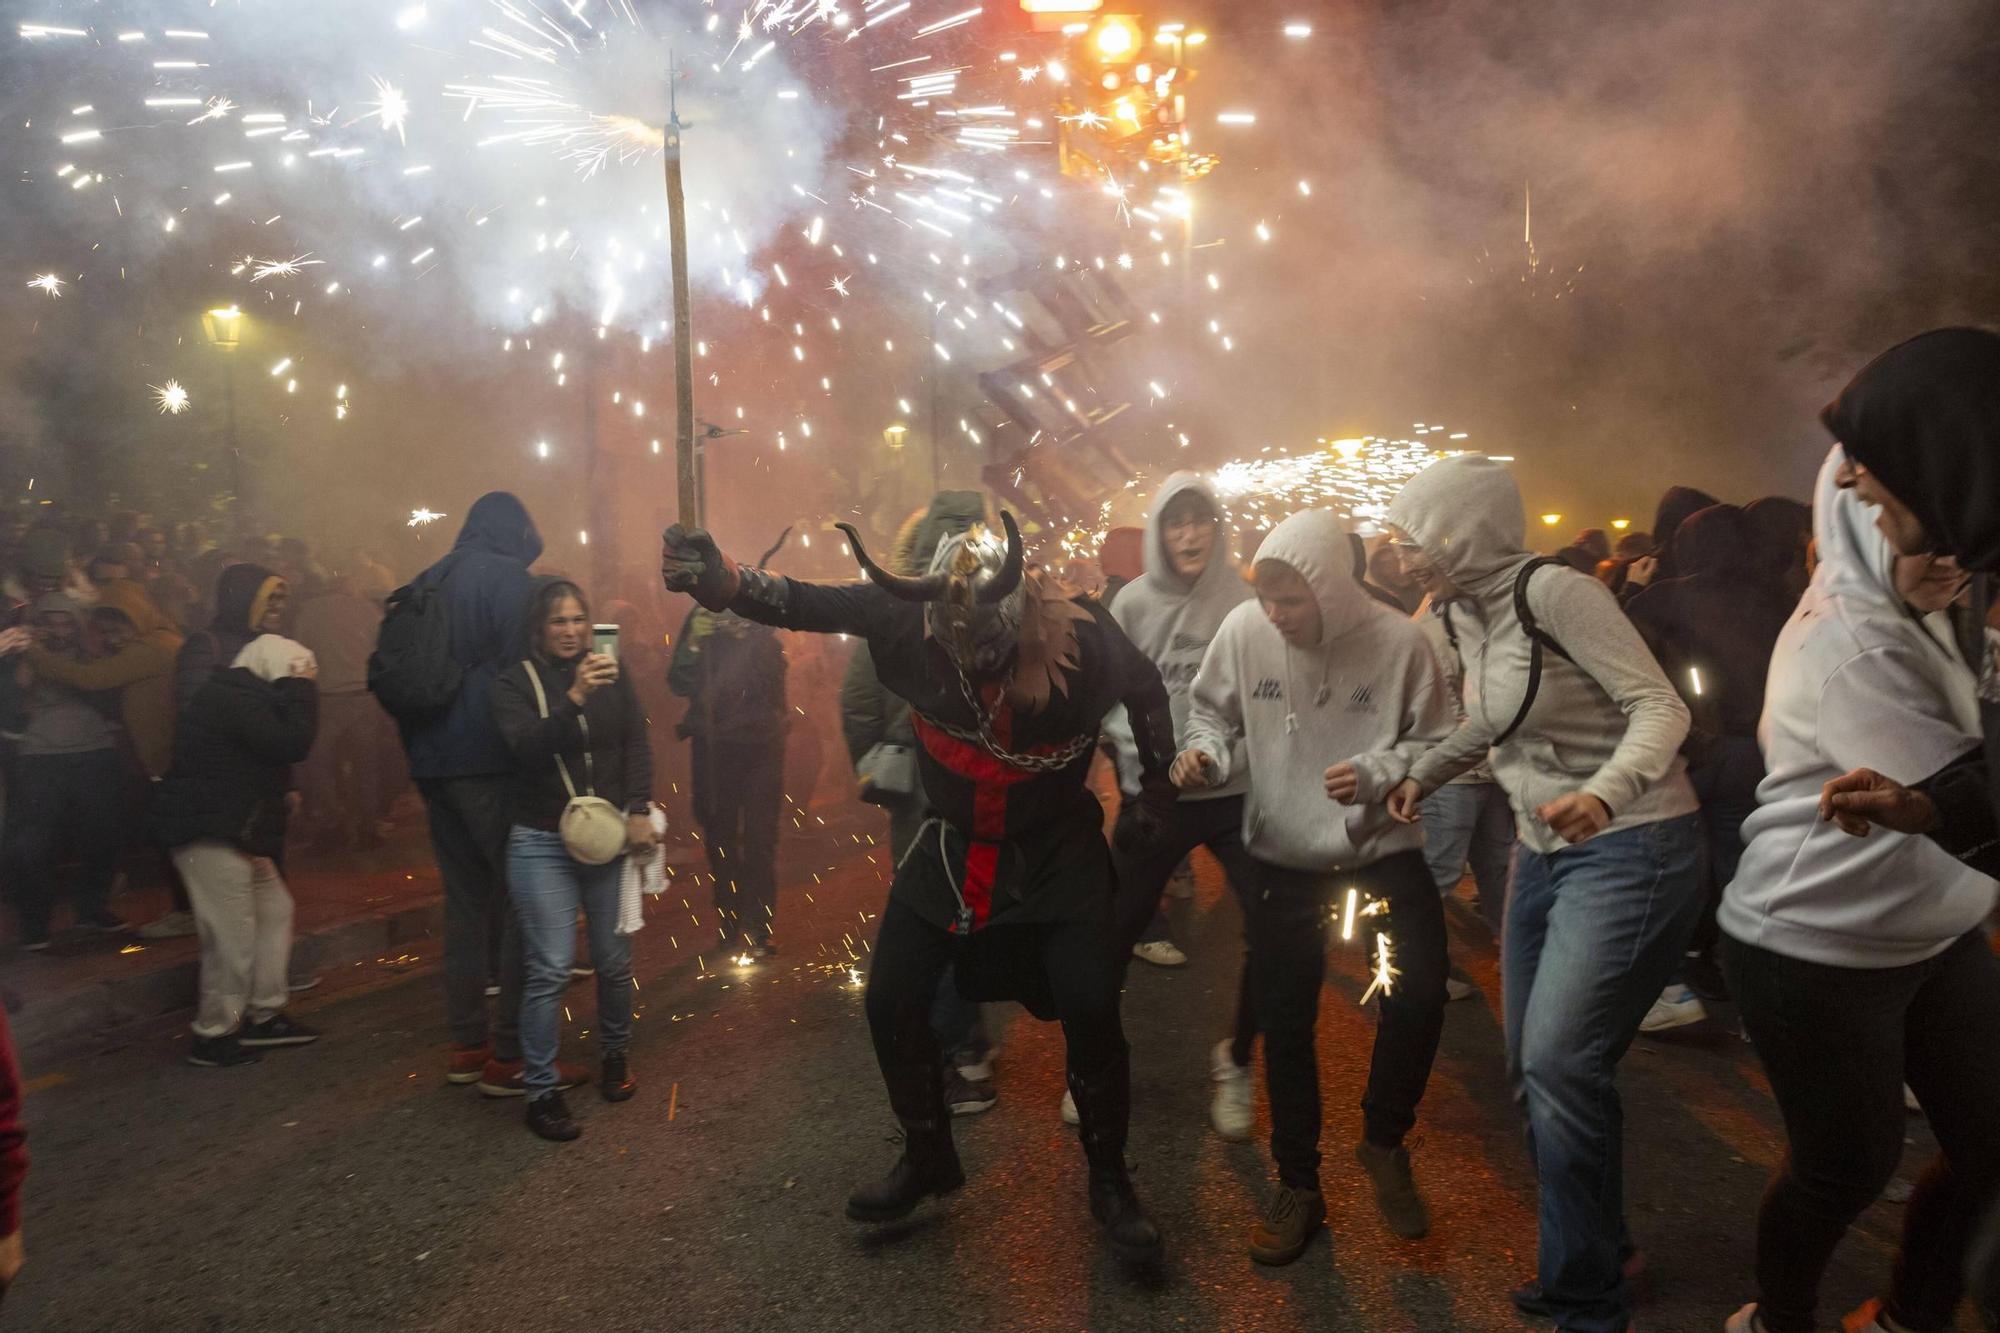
1505, 813, 1703, 1332
1419, 780, 1516, 935
507, 827, 634, 1098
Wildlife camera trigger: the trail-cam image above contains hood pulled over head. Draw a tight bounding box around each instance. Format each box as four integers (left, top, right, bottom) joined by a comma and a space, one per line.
1253, 509, 1375, 644
1669, 504, 1752, 581
454, 491, 544, 566
1141, 471, 1231, 592
1386, 454, 1527, 595
1821, 326, 2000, 571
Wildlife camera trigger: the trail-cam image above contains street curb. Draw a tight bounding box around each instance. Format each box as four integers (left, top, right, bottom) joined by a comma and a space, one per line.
8, 896, 446, 1067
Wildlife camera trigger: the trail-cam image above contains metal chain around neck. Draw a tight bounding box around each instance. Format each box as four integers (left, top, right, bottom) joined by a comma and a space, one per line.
917, 663, 1094, 774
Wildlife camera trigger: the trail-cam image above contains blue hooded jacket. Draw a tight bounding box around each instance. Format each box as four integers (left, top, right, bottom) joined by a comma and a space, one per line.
399, 492, 544, 779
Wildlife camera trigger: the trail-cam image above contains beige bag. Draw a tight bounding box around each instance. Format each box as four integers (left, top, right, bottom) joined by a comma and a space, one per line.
522, 661, 627, 866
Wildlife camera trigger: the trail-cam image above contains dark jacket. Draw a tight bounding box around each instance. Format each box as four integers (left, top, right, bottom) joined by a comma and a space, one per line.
399, 493, 544, 780
668, 609, 788, 746
150, 670, 318, 857
492, 655, 653, 831
1625, 504, 1791, 739
176, 562, 276, 715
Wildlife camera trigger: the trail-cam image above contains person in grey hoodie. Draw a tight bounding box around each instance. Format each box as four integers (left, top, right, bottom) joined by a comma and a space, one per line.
1178, 508, 1455, 1266
1103, 473, 1259, 1138
1718, 450, 1999, 1333
1382, 453, 1701, 1333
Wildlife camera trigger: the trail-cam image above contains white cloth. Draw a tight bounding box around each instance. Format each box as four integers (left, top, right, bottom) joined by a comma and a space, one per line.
173, 840, 295, 1038
1720, 449, 1996, 968
616, 807, 669, 936
232, 633, 318, 683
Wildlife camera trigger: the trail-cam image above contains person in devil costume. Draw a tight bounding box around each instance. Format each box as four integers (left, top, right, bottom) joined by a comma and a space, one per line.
662, 512, 1179, 1263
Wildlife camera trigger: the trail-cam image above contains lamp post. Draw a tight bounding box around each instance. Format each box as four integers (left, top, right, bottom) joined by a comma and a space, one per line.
201, 306, 243, 507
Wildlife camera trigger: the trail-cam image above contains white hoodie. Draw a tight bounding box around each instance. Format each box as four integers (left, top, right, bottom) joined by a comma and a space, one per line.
1105, 471, 1254, 801
1719, 448, 1996, 968
1182, 509, 1455, 872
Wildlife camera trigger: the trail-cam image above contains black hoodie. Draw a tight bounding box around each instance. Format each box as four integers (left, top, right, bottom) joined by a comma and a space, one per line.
1822, 326, 2000, 572
175, 562, 278, 715
1626, 504, 1791, 739
400, 492, 546, 779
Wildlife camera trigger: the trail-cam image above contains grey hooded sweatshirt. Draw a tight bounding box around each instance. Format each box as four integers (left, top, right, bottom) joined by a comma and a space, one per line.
1387, 454, 1696, 855
1105, 471, 1254, 801
1182, 509, 1455, 872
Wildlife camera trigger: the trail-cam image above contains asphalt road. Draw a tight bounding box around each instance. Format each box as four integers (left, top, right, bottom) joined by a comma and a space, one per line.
16, 821, 1950, 1332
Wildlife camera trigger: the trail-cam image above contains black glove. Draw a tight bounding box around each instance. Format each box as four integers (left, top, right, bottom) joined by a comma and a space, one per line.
661, 524, 740, 610
1113, 788, 1177, 858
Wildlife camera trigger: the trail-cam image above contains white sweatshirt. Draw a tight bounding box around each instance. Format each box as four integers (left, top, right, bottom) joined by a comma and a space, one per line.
1720, 449, 1997, 968
1182, 509, 1456, 872
1104, 471, 1254, 801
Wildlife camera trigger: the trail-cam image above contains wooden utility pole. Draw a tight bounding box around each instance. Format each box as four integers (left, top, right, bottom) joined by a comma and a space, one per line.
664, 57, 698, 525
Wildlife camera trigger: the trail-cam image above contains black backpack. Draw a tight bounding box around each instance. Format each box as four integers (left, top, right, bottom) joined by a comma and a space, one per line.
368, 555, 464, 719
1439, 556, 1573, 746
1442, 557, 1718, 760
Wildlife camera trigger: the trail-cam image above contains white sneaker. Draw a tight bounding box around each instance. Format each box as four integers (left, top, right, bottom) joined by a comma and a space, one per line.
137, 909, 197, 940
1060, 1087, 1079, 1126
1724, 1304, 1763, 1333
1639, 984, 1708, 1033
1445, 976, 1475, 1002
1132, 939, 1188, 968
1209, 1038, 1253, 1141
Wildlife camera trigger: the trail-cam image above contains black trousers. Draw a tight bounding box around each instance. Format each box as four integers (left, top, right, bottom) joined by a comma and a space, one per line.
866, 898, 1129, 1144
6, 748, 126, 936
1247, 850, 1449, 1189
1112, 794, 1261, 1063
693, 736, 785, 947
417, 775, 523, 1060
1722, 930, 2000, 1333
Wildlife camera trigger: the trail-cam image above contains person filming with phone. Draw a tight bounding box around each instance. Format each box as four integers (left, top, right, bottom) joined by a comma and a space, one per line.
492, 579, 655, 1142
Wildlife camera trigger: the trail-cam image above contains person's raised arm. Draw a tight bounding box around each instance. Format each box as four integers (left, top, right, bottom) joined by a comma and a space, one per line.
27, 639, 175, 692
662, 524, 889, 638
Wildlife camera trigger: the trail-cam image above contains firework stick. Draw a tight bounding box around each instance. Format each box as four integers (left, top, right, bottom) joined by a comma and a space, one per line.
664, 64, 698, 525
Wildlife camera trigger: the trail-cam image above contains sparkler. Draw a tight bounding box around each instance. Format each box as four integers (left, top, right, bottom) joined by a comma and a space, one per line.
27, 273, 64, 298
407, 507, 446, 527
150, 380, 191, 414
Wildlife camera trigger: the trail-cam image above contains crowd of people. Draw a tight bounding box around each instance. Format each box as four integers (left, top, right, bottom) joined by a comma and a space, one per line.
660, 326, 2000, 1332
2, 327, 1997, 1328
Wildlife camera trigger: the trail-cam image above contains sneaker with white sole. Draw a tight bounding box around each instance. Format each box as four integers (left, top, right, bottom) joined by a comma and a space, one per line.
944, 1066, 997, 1116
239, 1013, 321, 1047
1210, 1038, 1253, 1140
1639, 984, 1708, 1033
1060, 1087, 1080, 1126
1132, 939, 1188, 968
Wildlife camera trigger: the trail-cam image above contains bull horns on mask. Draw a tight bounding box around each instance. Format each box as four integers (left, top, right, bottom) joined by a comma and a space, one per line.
833, 510, 1025, 603
834, 522, 948, 600
978, 512, 1025, 604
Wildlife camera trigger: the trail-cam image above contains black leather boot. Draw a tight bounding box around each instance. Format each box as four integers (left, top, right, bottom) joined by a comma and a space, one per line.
1069, 1060, 1164, 1264
844, 1118, 965, 1223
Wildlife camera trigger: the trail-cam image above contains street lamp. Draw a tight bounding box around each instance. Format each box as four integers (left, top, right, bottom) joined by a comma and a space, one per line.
883, 424, 908, 451
1540, 513, 1563, 528
201, 306, 244, 506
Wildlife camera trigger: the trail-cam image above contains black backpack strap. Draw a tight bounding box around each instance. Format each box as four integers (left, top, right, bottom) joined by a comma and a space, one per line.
1492, 557, 1573, 746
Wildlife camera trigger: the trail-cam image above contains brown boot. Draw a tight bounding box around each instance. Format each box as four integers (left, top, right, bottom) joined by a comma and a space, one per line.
1248, 1184, 1326, 1266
